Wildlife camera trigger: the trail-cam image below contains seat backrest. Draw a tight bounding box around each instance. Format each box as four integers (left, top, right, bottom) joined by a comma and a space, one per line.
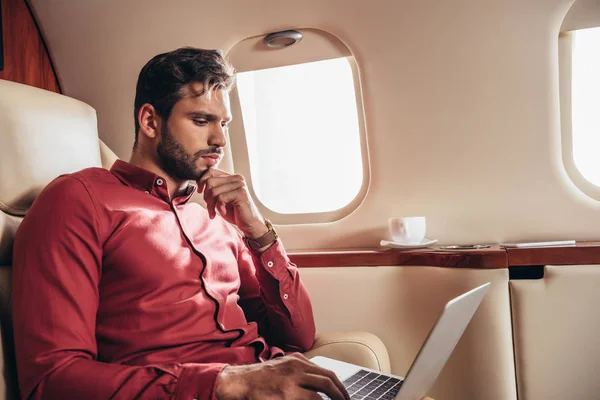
0, 79, 118, 399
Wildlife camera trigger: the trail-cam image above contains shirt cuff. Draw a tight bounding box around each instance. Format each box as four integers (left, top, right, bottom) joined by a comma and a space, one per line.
251, 239, 303, 325
251, 239, 293, 280
176, 363, 228, 400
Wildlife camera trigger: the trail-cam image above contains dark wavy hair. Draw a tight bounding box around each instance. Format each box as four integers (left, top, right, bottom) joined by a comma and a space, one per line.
133, 47, 236, 146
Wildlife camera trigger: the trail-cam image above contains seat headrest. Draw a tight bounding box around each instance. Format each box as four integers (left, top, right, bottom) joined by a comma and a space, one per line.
0, 80, 102, 216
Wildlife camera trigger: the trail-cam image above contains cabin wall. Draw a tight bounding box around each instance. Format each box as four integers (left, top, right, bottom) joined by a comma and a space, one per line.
0, 0, 59, 92
26, 0, 591, 252
510, 265, 600, 400
300, 266, 516, 400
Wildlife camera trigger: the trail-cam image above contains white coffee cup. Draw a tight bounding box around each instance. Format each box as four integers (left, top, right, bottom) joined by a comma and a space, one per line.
388, 216, 426, 245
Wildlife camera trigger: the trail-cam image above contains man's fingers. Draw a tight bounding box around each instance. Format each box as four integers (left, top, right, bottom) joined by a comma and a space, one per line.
203, 180, 245, 217
197, 168, 233, 191
301, 362, 349, 400
218, 202, 227, 216
282, 354, 348, 400
288, 352, 308, 360
199, 168, 228, 180
206, 200, 223, 219
214, 189, 245, 207
300, 373, 347, 400
297, 388, 323, 400
197, 168, 221, 191
204, 175, 244, 191
199, 175, 244, 194
205, 187, 246, 219
207, 181, 245, 198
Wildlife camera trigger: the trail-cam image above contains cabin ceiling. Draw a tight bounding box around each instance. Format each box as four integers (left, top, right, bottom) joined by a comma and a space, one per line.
29, 0, 573, 160
28, 0, 596, 250
29, 0, 396, 158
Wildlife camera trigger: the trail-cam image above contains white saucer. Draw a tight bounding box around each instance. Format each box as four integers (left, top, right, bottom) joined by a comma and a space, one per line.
380, 238, 438, 249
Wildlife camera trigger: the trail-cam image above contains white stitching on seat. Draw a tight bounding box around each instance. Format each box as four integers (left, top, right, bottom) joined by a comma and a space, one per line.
308, 339, 383, 371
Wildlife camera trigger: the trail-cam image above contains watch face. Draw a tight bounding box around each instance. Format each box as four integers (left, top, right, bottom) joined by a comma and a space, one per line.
265, 219, 277, 238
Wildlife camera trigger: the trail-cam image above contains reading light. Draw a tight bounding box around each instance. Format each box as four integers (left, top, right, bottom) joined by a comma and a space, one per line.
263, 30, 303, 49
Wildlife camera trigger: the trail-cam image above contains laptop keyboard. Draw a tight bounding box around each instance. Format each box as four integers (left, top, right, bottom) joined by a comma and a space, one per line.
321, 369, 404, 400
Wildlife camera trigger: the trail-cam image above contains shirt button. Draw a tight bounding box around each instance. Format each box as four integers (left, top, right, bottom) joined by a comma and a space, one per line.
283, 294, 289, 300
144, 190, 150, 194
267, 261, 274, 268
220, 322, 225, 330
156, 178, 164, 186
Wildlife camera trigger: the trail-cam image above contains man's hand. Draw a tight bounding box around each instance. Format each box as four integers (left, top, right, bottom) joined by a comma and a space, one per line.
215, 353, 350, 400
198, 169, 268, 239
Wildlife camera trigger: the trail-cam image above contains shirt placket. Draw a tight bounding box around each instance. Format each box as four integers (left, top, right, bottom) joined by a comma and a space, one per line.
169, 195, 228, 333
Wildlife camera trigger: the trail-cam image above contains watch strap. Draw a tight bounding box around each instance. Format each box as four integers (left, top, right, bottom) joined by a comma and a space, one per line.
243, 219, 278, 250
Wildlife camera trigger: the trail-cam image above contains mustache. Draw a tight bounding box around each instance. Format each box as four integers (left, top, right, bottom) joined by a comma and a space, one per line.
195, 146, 224, 157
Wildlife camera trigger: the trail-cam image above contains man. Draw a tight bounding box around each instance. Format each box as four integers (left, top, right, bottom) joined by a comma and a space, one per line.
12, 48, 433, 400
12, 46, 351, 400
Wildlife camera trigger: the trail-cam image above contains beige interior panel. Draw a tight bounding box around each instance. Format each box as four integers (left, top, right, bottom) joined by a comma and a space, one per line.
28, 0, 600, 251
228, 28, 351, 73
510, 265, 600, 400
299, 266, 516, 400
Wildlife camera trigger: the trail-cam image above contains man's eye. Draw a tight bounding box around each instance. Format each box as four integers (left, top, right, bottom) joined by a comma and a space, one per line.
194, 120, 208, 126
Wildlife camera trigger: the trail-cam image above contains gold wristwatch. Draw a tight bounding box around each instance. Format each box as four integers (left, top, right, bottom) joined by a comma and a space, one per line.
243, 219, 278, 250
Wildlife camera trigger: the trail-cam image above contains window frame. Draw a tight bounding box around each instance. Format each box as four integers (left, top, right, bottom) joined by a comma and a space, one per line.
226, 31, 371, 224
559, 29, 600, 201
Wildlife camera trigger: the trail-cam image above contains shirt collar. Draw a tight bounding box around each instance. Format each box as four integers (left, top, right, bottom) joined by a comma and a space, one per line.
110, 160, 197, 204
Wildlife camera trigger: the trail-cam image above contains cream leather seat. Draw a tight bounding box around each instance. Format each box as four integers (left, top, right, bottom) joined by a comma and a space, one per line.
0, 79, 389, 399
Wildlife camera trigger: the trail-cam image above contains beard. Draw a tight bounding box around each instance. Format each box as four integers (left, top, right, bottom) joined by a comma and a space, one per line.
156, 122, 208, 182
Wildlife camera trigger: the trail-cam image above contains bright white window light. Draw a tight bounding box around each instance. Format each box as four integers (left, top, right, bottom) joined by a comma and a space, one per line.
236, 57, 363, 214
572, 27, 600, 186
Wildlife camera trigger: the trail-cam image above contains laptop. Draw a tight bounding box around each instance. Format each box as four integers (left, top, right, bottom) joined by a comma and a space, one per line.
312, 282, 491, 400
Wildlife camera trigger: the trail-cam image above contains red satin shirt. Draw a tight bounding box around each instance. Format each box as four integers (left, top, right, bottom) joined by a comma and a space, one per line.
12, 160, 315, 399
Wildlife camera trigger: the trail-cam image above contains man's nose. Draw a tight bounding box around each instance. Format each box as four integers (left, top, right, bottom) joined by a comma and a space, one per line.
208, 124, 227, 148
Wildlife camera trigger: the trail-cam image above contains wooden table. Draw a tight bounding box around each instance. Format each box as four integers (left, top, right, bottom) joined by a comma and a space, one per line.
289, 242, 600, 268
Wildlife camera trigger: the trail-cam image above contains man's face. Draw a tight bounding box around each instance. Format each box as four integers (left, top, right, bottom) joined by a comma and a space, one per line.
156, 82, 232, 182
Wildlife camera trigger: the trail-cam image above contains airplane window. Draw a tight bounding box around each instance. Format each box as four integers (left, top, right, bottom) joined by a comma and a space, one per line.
571, 27, 600, 186
236, 57, 363, 214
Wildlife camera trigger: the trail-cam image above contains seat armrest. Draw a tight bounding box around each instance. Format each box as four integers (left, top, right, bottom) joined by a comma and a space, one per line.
303, 331, 391, 373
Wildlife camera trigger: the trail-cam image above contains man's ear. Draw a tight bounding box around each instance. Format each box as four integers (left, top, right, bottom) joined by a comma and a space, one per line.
138, 104, 161, 141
